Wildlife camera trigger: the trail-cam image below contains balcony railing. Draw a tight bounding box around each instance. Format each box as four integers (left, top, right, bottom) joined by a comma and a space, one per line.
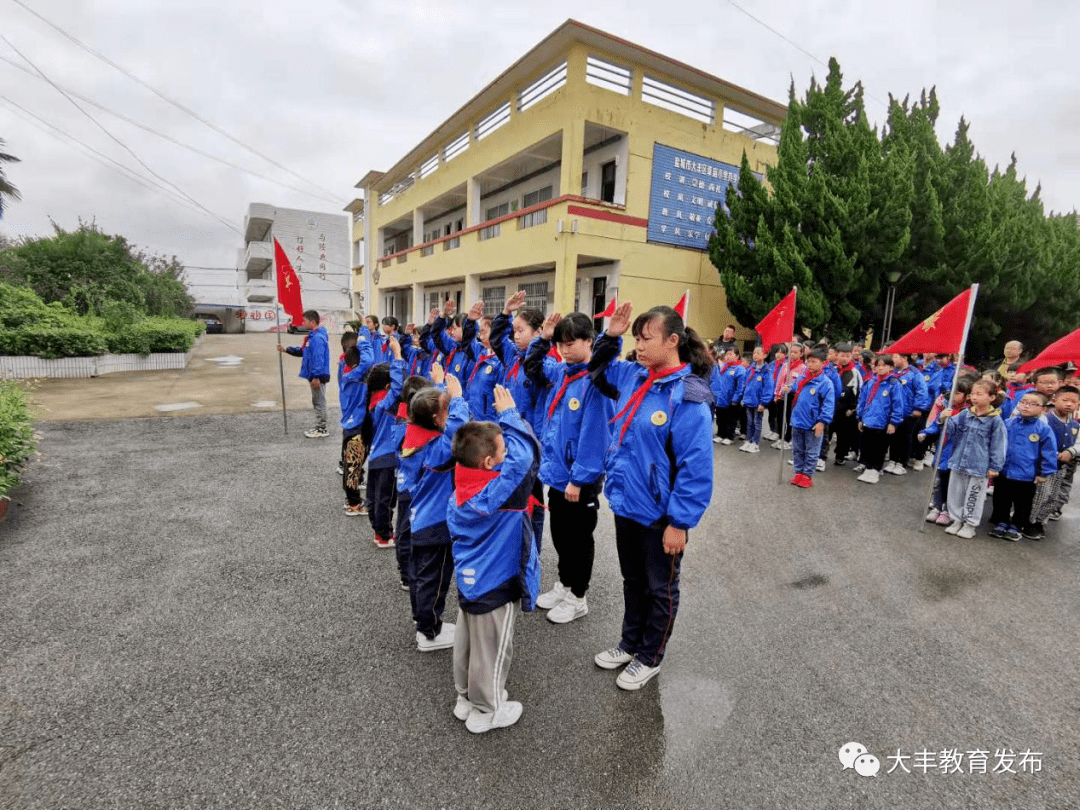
518, 208, 547, 229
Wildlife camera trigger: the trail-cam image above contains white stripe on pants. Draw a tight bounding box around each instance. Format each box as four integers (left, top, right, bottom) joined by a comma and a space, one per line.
453, 601, 516, 714
947, 470, 988, 527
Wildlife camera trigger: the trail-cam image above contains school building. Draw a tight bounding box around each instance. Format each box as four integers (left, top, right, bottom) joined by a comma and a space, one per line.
352, 20, 784, 342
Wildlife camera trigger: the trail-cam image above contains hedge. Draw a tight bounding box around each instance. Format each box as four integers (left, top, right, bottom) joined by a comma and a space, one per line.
0, 380, 35, 500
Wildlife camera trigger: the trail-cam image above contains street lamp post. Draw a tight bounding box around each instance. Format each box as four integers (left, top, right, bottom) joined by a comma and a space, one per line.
881, 270, 902, 349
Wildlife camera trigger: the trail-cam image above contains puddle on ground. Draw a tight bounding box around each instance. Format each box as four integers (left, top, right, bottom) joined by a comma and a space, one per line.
660, 671, 736, 770
207, 355, 244, 367
251, 401, 277, 408
154, 402, 203, 412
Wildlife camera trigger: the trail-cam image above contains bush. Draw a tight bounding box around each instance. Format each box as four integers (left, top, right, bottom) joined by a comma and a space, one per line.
105, 318, 203, 355
0, 380, 36, 500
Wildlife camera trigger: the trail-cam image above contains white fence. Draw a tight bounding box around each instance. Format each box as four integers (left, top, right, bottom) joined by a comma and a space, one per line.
0, 347, 196, 379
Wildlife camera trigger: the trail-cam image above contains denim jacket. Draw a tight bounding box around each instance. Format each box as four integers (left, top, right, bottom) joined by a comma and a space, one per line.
946, 407, 1007, 477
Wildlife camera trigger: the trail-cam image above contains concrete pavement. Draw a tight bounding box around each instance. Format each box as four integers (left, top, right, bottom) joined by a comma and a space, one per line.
2, 360, 1078, 808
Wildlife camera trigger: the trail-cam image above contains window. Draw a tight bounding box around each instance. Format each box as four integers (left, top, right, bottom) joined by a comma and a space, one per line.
518, 282, 548, 316
482, 286, 505, 314
518, 208, 548, 229
592, 276, 607, 333
600, 161, 616, 203
486, 203, 509, 220
428, 291, 440, 312
580, 172, 588, 196
521, 185, 553, 209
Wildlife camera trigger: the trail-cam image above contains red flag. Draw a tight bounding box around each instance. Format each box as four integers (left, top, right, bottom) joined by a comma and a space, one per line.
674, 289, 689, 320
595, 296, 616, 319
755, 288, 796, 351
884, 289, 973, 355
273, 238, 305, 327
1018, 328, 1080, 373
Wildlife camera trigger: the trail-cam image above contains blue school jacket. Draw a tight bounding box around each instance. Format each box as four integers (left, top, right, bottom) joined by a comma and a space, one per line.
338, 328, 375, 430
403, 336, 433, 380
710, 362, 747, 409
1047, 413, 1080, 461
790, 370, 836, 429
431, 317, 474, 383
921, 365, 941, 403
589, 334, 714, 531
893, 366, 930, 416
921, 412, 958, 468
525, 339, 614, 491
367, 359, 405, 469
937, 362, 957, 398
857, 374, 905, 429
824, 364, 843, 400
285, 325, 330, 381
490, 313, 544, 435
739, 362, 774, 408
396, 397, 470, 546
463, 336, 502, 422
946, 408, 1007, 477
1001, 414, 1058, 482
448, 408, 541, 613
1000, 385, 1035, 420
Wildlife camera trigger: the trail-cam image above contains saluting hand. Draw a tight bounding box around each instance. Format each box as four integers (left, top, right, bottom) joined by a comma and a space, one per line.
468, 300, 484, 321
607, 302, 633, 337
541, 312, 561, 341
504, 290, 527, 315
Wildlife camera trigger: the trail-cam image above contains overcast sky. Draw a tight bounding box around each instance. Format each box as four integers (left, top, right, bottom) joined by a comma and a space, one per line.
2, 0, 1076, 284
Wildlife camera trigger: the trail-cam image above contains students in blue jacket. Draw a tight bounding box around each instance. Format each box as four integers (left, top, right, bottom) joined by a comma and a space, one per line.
587, 302, 714, 692
989, 390, 1058, 540
364, 341, 405, 548
854, 355, 905, 484
525, 311, 614, 625
403, 322, 434, 380
278, 309, 331, 438
397, 373, 470, 653
448, 387, 541, 734
886, 353, 930, 475
431, 299, 475, 384
738, 345, 773, 453
339, 327, 375, 516
788, 345, 836, 488
389, 373, 434, 592
460, 301, 502, 422
710, 348, 746, 445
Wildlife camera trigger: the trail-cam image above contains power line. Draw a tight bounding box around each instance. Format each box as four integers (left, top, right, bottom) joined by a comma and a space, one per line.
1, 32, 242, 235
11, 0, 341, 201
0, 56, 342, 206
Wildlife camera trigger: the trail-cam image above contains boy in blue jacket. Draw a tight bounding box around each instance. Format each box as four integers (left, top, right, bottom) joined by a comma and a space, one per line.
365, 339, 405, 548
855, 356, 905, 484
710, 347, 746, 445
886, 353, 930, 476
989, 391, 1059, 541
278, 309, 331, 438
1026, 384, 1080, 537
461, 301, 502, 422
789, 346, 836, 488
448, 386, 540, 734
339, 327, 375, 515
738, 346, 773, 453
525, 311, 614, 625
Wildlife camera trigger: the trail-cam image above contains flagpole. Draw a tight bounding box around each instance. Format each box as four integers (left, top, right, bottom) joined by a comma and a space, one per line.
274, 246, 289, 435
918, 283, 978, 533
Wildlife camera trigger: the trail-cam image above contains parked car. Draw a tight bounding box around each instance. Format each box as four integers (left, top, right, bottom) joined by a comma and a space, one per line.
197, 314, 224, 334
286, 322, 311, 335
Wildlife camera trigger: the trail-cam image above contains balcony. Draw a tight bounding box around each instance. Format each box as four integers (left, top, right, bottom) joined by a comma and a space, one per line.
244, 203, 274, 242
242, 240, 273, 273
246, 279, 275, 303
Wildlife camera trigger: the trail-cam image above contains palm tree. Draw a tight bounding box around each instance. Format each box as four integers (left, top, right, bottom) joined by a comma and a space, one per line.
0, 138, 22, 218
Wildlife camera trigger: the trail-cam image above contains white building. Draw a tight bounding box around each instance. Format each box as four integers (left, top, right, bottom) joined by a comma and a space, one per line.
239, 203, 352, 333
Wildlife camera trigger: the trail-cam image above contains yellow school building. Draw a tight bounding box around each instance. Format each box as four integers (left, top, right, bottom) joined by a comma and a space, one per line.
350, 20, 784, 345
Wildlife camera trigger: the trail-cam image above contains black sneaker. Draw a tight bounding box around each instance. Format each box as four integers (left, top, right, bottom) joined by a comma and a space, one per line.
987, 523, 1007, 539
834, 458, 847, 466
1022, 524, 1045, 541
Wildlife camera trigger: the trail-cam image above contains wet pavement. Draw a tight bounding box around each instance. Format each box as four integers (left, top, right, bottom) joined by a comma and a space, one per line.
2, 350, 1079, 808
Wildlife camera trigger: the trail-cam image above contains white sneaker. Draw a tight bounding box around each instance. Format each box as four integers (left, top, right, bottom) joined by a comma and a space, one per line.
771, 439, 783, 449
547, 594, 588, 624
720, 438, 734, 446
912, 460, 924, 471
857, 468, 880, 484
923, 451, 935, 465
713, 436, 722, 444
763, 430, 779, 441
535, 582, 570, 610
304, 428, 330, 438
594, 646, 634, 670
778, 441, 792, 450
738, 442, 751, 452
889, 464, 907, 476
465, 701, 523, 734
616, 657, 661, 691
416, 623, 456, 652
925, 508, 941, 522
944, 520, 962, 535
453, 695, 473, 721
956, 524, 976, 539
787, 458, 794, 465
853, 463, 866, 474
816, 459, 826, 472
746, 443, 760, 454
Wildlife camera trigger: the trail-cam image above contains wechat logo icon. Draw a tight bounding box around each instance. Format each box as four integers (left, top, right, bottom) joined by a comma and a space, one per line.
839, 742, 880, 777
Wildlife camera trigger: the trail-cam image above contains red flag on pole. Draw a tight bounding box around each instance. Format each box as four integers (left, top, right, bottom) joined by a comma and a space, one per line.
273, 238, 305, 327
884, 288, 973, 355
755, 287, 796, 351
595, 295, 616, 319
674, 289, 689, 321
1018, 328, 1080, 373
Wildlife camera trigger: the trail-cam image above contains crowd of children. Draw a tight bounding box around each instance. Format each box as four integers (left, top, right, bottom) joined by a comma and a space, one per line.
280, 303, 1078, 735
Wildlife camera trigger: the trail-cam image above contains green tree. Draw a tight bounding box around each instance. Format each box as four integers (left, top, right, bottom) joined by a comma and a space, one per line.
0, 138, 21, 218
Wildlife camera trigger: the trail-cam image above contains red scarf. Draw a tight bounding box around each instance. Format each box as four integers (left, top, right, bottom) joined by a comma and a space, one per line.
505, 355, 522, 383
609, 363, 687, 446
396, 402, 408, 419
468, 353, 495, 384
547, 369, 588, 419
454, 464, 499, 505
792, 369, 822, 405
368, 390, 389, 411
402, 422, 442, 451
837, 361, 855, 377
864, 373, 889, 406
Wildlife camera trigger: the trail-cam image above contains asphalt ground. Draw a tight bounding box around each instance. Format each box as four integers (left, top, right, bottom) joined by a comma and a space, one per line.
2, 335, 1078, 809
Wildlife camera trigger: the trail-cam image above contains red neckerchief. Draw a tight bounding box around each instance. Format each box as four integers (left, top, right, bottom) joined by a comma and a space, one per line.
793, 369, 822, 405
547, 369, 588, 419
343, 364, 355, 374
505, 354, 522, 383
338, 352, 345, 362
719, 362, 734, 375
865, 374, 888, 406
408, 353, 423, 376
368, 390, 389, 411
468, 353, 495, 384
787, 358, 804, 384
609, 363, 687, 446
837, 361, 855, 376
454, 464, 499, 506
301, 334, 310, 349
402, 423, 442, 451
396, 402, 408, 419
548, 345, 562, 361
445, 346, 459, 370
